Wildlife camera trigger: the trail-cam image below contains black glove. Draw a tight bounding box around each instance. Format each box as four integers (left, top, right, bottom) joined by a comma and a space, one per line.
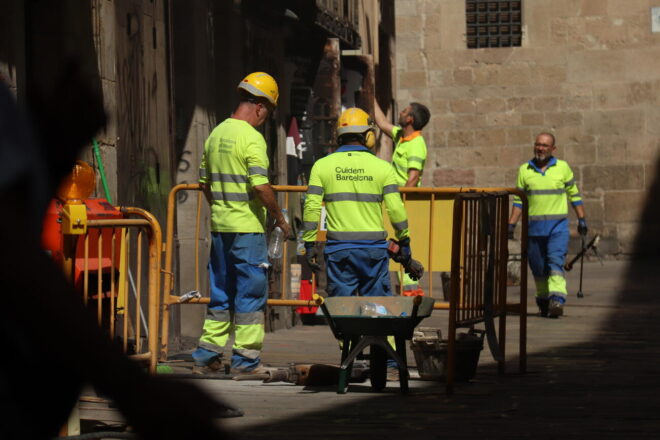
398, 237, 412, 264
578, 218, 588, 237
387, 238, 423, 281
508, 223, 516, 240
304, 242, 322, 272
405, 258, 424, 281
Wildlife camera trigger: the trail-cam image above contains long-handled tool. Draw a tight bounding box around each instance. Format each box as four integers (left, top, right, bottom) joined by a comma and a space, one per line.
576, 234, 586, 298
564, 234, 601, 299
564, 234, 601, 271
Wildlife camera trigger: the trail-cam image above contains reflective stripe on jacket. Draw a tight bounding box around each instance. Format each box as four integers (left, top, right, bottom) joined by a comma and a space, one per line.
391, 126, 427, 186
199, 118, 270, 232
513, 157, 582, 236
302, 145, 410, 243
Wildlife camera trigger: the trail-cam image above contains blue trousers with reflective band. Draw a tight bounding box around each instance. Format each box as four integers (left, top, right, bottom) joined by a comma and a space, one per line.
192, 232, 268, 370
325, 247, 397, 367
528, 226, 569, 300
325, 247, 392, 297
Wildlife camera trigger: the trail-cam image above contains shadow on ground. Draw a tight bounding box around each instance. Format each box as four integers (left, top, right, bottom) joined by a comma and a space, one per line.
232, 259, 660, 439
231, 156, 660, 439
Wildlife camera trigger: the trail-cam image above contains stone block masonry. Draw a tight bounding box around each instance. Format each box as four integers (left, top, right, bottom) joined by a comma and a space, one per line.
395, 0, 660, 256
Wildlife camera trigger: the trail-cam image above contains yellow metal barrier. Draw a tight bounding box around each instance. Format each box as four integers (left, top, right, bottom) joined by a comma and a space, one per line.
160, 184, 528, 379
65, 207, 162, 373
160, 184, 322, 361
444, 190, 528, 394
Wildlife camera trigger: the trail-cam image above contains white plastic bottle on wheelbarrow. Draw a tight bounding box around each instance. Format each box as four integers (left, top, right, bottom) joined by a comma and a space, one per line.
360, 303, 389, 317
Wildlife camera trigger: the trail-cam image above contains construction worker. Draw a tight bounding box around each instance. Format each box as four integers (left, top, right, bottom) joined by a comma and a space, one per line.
192, 72, 291, 375
373, 99, 430, 295
303, 108, 417, 380
508, 132, 587, 318
302, 107, 413, 298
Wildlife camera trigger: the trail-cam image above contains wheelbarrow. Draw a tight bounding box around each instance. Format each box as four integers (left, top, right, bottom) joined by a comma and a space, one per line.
319, 295, 435, 394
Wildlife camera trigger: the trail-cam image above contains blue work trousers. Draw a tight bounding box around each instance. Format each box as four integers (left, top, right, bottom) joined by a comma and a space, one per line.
528, 227, 569, 299
325, 247, 392, 297
192, 232, 268, 370
325, 247, 397, 367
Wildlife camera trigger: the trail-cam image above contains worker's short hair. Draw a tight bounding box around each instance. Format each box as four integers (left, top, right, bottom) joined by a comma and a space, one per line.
409, 102, 430, 131
337, 133, 366, 146
537, 132, 556, 147
238, 89, 273, 110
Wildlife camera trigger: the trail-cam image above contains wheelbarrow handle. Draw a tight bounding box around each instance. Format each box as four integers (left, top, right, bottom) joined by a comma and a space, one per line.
316, 294, 341, 339
411, 295, 423, 320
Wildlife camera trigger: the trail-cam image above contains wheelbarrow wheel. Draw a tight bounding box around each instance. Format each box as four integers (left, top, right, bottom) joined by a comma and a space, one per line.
370, 345, 387, 392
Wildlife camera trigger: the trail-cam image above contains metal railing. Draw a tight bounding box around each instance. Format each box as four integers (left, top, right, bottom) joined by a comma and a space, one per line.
159, 184, 528, 383
445, 190, 528, 393
67, 207, 162, 373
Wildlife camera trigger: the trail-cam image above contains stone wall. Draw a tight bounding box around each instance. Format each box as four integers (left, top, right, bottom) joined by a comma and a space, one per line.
394, 0, 660, 255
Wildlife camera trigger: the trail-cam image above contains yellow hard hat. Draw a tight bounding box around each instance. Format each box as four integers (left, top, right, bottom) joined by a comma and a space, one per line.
336, 107, 376, 148
237, 72, 279, 106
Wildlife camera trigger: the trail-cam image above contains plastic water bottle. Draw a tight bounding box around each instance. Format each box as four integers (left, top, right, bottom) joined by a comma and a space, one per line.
268, 209, 288, 259
360, 302, 389, 317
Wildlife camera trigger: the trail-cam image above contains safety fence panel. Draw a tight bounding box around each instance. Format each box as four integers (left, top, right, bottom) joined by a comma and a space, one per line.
388, 187, 527, 306
75, 207, 162, 373
444, 190, 528, 393
385, 190, 453, 297
160, 184, 322, 361
452, 192, 508, 326
161, 184, 453, 311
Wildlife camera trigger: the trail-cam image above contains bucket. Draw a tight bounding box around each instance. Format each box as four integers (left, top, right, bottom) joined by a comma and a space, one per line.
410, 328, 484, 382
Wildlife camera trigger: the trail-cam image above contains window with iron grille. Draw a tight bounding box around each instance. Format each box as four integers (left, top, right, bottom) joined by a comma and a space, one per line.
466, 0, 522, 49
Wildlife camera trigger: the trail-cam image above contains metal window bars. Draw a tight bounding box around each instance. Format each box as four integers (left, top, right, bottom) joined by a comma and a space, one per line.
466, 0, 522, 49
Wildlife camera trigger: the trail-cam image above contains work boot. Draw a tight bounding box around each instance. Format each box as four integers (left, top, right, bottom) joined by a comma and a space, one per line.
192, 358, 224, 375
548, 295, 565, 318
230, 364, 272, 376
386, 367, 400, 382
536, 297, 549, 317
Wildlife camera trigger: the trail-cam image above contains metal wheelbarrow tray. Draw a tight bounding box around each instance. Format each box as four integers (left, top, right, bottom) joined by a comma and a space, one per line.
320, 296, 435, 394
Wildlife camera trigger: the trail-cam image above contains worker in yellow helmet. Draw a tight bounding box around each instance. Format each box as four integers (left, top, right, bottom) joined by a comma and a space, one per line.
192, 72, 290, 375
303, 108, 412, 296
303, 108, 417, 379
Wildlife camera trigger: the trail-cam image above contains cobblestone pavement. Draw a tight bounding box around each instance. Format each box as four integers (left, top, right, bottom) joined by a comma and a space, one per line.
82, 259, 660, 438
172, 259, 657, 439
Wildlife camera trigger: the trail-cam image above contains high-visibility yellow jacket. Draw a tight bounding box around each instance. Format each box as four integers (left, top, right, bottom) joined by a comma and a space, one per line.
513, 157, 582, 236
199, 118, 270, 232
391, 126, 427, 186
303, 145, 410, 246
